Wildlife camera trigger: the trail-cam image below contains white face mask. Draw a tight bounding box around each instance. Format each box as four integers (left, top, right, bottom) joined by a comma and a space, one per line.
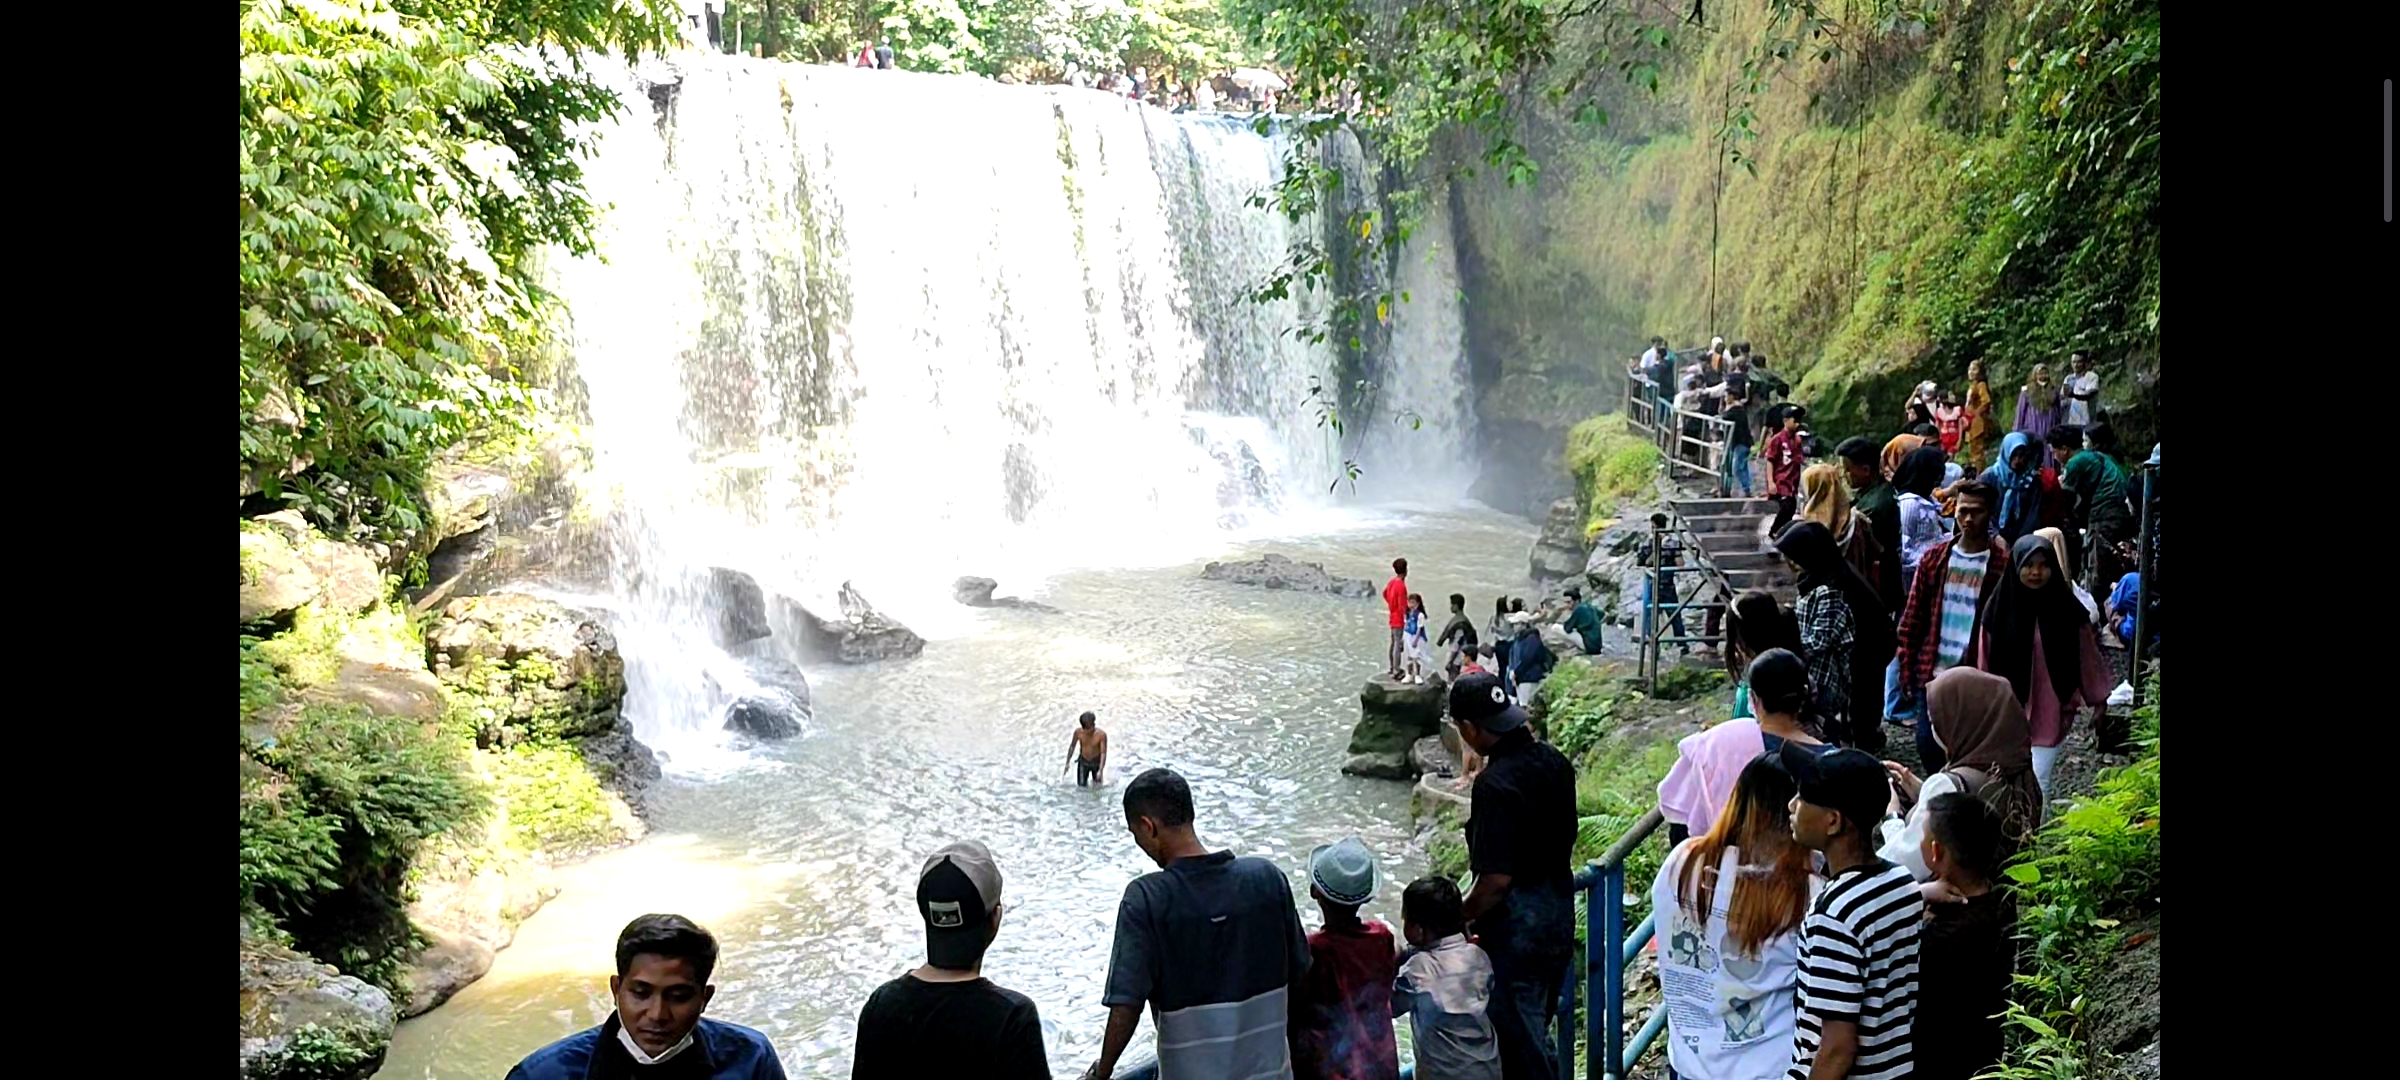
617, 1023, 697, 1066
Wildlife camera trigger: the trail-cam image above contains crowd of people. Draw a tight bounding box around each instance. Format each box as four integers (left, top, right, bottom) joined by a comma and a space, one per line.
1381, 557, 1606, 717
509, 680, 1578, 1080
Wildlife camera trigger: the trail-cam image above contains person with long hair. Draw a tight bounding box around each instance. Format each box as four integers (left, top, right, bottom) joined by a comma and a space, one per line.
1976, 536, 2112, 796
1722, 590, 1801, 720
1650, 752, 1822, 1080
1875, 667, 2044, 896
1800, 463, 1885, 609
1658, 649, 1831, 847
1962, 360, 1997, 470
1775, 521, 1898, 750
2014, 362, 2065, 444
1978, 432, 2043, 545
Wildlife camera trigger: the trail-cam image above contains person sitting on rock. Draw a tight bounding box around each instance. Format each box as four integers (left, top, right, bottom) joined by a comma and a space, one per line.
1064, 711, 1109, 788
506, 914, 786, 1079
1560, 585, 1604, 655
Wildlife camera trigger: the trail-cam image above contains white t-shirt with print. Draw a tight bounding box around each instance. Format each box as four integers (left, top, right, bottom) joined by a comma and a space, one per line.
1651, 842, 1820, 1080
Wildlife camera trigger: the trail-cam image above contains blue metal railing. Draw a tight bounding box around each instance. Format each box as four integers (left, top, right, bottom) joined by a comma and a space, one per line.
1554, 805, 1667, 1080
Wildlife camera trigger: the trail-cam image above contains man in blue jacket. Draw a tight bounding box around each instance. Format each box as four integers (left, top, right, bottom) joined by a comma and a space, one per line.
508, 914, 788, 1079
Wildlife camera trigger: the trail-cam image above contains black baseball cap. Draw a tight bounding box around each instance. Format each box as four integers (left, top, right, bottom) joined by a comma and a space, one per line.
917, 841, 1003, 969
1449, 672, 1528, 734
1781, 743, 1891, 834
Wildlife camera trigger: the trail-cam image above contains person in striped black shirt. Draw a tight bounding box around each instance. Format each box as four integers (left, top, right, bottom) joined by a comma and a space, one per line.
1781, 744, 1923, 1080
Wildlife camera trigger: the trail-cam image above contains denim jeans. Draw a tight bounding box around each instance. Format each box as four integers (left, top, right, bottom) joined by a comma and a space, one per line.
1725, 443, 1752, 496
1884, 657, 1920, 725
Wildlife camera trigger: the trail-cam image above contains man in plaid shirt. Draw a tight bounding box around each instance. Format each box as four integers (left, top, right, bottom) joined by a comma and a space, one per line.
1891, 479, 2008, 774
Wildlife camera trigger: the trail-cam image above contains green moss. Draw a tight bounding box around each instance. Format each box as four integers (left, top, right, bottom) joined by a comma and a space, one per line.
1541, 661, 1629, 759
1564, 418, 1661, 533
1425, 801, 1471, 883
241, 636, 285, 723
486, 741, 625, 857
1649, 664, 1725, 703
1573, 736, 1682, 897
254, 603, 420, 690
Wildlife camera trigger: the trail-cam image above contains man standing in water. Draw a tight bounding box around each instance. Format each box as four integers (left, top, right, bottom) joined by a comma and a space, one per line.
1082, 768, 1311, 1080
1449, 673, 1577, 1080
1064, 711, 1109, 787
507, 914, 788, 1079
1384, 558, 1411, 680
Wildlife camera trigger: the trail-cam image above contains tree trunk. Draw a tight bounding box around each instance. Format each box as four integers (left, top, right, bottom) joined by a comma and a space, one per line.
763, 0, 781, 57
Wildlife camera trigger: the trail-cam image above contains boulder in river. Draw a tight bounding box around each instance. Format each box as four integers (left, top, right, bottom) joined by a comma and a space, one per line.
705, 566, 773, 647
240, 923, 396, 1079
1342, 674, 1448, 780
724, 690, 809, 739
952, 576, 1061, 613
1201, 553, 1377, 597
774, 582, 925, 664
424, 594, 628, 744
399, 831, 559, 1018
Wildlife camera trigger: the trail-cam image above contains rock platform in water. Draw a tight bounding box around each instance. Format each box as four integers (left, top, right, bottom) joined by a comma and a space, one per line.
1342, 674, 1449, 780
1200, 553, 1377, 597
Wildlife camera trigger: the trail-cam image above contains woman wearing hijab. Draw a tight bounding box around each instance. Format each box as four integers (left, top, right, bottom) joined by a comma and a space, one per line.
1799, 463, 1883, 607
2015, 362, 2065, 443
1877, 666, 2045, 889
2031, 527, 2099, 622
1774, 521, 1897, 750
1880, 433, 1924, 484
1978, 432, 2043, 544
1977, 535, 2112, 796
1962, 360, 1997, 469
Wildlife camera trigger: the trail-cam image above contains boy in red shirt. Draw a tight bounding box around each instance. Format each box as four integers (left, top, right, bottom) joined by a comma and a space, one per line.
1382, 558, 1409, 679
1763, 407, 1807, 536
1289, 837, 1400, 1080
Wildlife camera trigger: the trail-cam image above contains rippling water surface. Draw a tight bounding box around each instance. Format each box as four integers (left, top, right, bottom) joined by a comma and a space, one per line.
377, 504, 1537, 1078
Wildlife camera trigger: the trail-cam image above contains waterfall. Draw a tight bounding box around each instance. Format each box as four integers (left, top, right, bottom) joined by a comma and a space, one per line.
545, 56, 1476, 746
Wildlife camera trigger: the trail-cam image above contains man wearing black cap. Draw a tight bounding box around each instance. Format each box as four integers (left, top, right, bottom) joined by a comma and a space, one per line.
1782, 745, 1923, 1080
1449, 672, 1578, 1080
852, 841, 1049, 1078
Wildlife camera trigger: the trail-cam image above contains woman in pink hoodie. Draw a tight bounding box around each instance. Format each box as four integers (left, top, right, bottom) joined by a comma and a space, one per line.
1657, 649, 1830, 845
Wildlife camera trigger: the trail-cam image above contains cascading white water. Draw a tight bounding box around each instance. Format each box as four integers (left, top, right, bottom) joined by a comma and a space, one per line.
548, 56, 1476, 749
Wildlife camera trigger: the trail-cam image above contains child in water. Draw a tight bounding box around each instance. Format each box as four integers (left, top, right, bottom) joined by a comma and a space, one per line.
1403, 594, 1431, 684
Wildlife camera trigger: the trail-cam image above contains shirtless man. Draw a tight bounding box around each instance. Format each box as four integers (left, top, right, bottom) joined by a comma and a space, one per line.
1064, 712, 1109, 787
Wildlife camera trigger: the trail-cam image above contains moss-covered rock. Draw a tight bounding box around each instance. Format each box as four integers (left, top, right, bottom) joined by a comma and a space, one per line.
239, 922, 396, 1080
241, 513, 386, 623
425, 594, 626, 745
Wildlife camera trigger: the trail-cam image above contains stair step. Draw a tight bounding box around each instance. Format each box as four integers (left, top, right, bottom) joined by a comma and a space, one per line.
1712, 551, 1780, 572
1724, 568, 1795, 590
1670, 497, 1780, 517
1684, 514, 1766, 534
1696, 531, 1767, 554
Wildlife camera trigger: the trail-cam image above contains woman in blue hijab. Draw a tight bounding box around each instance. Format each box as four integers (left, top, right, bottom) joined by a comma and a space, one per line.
1979, 431, 2042, 544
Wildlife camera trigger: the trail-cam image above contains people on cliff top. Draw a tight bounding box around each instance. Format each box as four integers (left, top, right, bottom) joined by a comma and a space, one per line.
1082, 768, 1309, 1080
508, 914, 788, 1080
1448, 671, 1579, 1080
1288, 837, 1401, 1080
1064, 711, 1109, 787
852, 841, 1050, 1078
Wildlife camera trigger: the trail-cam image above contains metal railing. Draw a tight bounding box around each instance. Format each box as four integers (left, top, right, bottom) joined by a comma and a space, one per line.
1551, 806, 1668, 1080
1637, 514, 1734, 691
2129, 449, 2159, 708
1622, 371, 1736, 486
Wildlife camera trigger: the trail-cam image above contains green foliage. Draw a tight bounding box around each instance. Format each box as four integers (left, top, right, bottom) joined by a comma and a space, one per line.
1565, 418, 1662, 533
1574, 736, 1680, 897
252, 1022, 378, 1080
722, 0, 1248, 83
1992, 670, 2160, 1076
1649, 664, 1725, 702
242, 636, 286, 722
486, 741, 626, 856
240, 702, 486, 991
253, 603, 423, 691
239, 0, 675, 540
1541, 661, 1627, 760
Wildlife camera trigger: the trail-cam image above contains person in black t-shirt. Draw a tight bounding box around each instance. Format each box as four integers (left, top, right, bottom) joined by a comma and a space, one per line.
1450, 672, 1578, 1080
1912, 794, 2015, 1080
852, 841, 1049, 1079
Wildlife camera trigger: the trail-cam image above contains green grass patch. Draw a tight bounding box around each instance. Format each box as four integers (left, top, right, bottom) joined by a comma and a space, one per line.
486, 741, 626, 858
252, 603, 421, 691
1566, 418, 1662, 535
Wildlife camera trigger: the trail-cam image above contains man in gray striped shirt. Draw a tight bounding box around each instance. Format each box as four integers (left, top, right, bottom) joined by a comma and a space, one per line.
1782, 744, 1923, 1080
1081, 768, 1311, 1080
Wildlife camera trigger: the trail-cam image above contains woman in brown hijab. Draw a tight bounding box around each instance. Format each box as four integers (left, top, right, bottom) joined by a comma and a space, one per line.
1877, 666, 2044, 884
